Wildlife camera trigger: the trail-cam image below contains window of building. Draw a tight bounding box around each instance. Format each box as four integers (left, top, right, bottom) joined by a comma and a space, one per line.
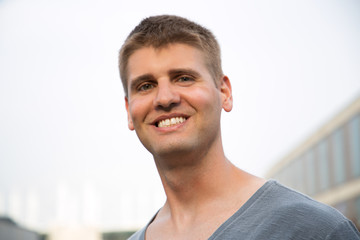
317, 139, 329, 192
287, 161, 296, 190
294, 157, 305, 193
274, 169, 286, 186
355, 196, 360, 227
332, 127, 346, 185
349, 114, 360, 178
279, 169, 286, 185
305, 150, 316, 195
281, 164, 293, 188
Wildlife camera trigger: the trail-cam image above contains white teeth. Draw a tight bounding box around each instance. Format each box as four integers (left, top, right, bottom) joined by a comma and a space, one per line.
158, 117, 186, 128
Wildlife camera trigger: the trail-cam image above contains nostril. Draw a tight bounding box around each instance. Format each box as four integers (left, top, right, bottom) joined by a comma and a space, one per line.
155, 102, 180, 111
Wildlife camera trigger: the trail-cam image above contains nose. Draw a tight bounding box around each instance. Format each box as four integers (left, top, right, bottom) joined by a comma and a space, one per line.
153, 81, 180, 109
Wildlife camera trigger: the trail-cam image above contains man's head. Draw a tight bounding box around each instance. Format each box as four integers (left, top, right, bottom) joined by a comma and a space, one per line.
121, 15, 233, 163
119, 15, 223, 97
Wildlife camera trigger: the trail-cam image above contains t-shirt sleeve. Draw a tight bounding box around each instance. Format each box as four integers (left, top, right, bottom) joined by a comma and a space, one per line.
325, 220, 360, 240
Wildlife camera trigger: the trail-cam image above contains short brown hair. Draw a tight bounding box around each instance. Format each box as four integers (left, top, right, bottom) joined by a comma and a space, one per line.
118, 15, 223, 96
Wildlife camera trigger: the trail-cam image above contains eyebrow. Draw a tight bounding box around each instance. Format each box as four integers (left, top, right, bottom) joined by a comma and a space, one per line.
168, 68, 201, 78
129, 74, 154, 92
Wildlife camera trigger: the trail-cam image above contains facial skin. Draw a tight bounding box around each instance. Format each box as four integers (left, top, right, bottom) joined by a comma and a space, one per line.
125, 44, 232, 165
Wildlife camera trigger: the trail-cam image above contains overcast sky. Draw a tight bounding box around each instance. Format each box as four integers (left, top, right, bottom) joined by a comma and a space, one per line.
0, 0, 359, 232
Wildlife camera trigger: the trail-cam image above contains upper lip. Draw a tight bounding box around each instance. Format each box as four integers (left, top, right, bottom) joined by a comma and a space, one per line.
151, 113, 189, 125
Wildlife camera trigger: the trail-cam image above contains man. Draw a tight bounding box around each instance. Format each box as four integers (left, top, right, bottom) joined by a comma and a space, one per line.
119, 15, 360, 240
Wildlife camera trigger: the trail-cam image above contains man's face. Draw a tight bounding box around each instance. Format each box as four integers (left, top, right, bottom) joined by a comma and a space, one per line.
125, 43, 232, 160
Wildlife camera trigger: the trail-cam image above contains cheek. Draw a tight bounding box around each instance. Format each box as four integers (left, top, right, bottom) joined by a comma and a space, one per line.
128, 99, 148, 126
186, 87, 221, 110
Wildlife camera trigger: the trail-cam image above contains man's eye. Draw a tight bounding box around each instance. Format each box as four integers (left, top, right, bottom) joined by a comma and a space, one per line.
138, 83, 154, 91
178, 76, 193, 82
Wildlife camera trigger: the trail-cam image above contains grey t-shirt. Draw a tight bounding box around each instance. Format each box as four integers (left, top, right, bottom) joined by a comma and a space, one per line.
128, 180, 360, 240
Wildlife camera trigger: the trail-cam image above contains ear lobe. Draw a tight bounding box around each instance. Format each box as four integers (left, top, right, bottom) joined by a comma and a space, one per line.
220, 76, 233, 112
125, 97, 135, 131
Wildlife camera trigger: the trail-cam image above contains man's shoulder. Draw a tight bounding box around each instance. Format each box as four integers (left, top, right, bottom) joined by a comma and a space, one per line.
264, 181, 347, 223
270, 181, 344, 217
212, 180, 359, 239
258, 181, 359, 237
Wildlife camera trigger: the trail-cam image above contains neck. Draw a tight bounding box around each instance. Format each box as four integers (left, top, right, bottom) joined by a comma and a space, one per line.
159, 153, 231, 199
154, 139, 240, 215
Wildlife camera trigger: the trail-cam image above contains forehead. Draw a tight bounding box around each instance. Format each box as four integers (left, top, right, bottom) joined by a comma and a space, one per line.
127, 44, 209, 81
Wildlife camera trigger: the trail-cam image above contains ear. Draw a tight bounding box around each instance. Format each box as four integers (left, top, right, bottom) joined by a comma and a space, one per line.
220, 76, 233, 112
125, 97, 135, 131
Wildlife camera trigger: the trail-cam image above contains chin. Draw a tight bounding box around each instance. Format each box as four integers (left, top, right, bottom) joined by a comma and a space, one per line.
149, 142, 197, 159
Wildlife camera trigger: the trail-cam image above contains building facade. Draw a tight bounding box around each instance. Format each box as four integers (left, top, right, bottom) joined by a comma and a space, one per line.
0, 216, 44, 240
266, 96, 360, 229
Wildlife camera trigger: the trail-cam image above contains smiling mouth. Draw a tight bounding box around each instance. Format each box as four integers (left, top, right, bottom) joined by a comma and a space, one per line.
156, 117, 187, 128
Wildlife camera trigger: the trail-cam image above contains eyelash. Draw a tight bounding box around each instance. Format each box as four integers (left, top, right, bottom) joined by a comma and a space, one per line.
177, 76, 193, 82
137, 83, 155, 92
176, 75, 195, 83
136, 75, 195, 92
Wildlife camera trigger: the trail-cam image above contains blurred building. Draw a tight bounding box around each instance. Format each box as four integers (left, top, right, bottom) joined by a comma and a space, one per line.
102, 231, 135, 240
0, 216, 44, 240
266, 95, 360, 229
